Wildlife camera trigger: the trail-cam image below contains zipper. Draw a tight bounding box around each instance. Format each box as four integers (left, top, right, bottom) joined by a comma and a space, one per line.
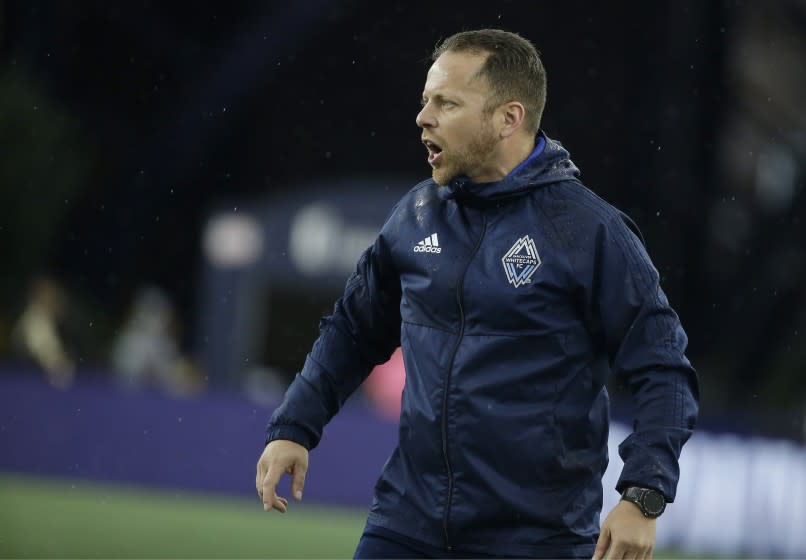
441, 212, 487, 551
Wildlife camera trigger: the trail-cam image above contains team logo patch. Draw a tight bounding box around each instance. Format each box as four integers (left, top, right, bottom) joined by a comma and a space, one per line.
501, 235, 541, 287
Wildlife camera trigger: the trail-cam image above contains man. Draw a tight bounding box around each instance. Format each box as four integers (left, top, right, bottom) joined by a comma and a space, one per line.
256, 29, 699, 559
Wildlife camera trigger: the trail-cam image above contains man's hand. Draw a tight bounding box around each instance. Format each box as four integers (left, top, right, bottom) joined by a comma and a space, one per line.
255, 439, 309, 513
593, 499, 657, 560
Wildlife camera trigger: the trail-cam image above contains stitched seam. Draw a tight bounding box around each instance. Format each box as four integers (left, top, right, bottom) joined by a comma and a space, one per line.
401, 320, 456, 335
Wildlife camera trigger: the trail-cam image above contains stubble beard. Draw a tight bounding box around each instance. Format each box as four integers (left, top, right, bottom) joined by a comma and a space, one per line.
432, 120, 498, 186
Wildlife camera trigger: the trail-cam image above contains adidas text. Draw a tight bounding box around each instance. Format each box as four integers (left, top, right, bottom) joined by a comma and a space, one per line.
414, 245, 442, 253
414, 233, 441, 253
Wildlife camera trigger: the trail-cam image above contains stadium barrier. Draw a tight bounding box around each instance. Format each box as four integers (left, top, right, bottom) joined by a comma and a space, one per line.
1, 372, 803, 557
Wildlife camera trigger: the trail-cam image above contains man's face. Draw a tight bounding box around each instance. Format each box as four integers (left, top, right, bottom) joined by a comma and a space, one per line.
417, 51, 500, 185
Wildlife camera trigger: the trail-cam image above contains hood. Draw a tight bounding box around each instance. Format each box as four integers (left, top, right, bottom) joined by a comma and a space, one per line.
439, 131, 581, 205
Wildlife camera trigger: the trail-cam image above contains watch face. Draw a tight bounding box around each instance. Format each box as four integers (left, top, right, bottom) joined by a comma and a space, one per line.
643, 491, 665, 515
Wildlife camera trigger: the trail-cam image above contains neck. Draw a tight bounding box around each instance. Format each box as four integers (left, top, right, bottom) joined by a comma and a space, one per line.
471, 133, 536, 183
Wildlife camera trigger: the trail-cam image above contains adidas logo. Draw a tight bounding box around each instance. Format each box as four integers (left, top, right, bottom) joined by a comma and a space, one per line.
413, 233, 441, 253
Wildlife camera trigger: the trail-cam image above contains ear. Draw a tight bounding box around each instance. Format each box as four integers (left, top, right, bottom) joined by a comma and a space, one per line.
498, 101, 526, 139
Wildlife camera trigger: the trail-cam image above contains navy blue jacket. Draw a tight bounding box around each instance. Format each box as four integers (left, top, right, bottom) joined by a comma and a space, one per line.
266, 132, 699, 558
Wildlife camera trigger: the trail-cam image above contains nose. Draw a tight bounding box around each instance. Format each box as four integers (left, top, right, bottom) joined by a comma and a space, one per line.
416, 102, 436, 129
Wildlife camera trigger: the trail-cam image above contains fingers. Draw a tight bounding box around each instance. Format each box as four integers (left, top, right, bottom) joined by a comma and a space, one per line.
608, 542, 627, 559
291, 462, 308, 501
268, 494, 288, 513
263, 480, 288, 513
255, 462, 265, 499
261, 465, 284, 511
260, 464, 302, 512
256, 440, 309, 513
599, 541, 652, 560
592, 527, 611, 560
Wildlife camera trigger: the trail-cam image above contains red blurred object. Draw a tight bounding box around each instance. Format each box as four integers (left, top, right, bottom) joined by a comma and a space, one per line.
363, 347, 406, 420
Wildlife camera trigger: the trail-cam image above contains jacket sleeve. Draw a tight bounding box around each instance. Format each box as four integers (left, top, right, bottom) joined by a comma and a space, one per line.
265, 230, 402, 450
589, 213, 700, 502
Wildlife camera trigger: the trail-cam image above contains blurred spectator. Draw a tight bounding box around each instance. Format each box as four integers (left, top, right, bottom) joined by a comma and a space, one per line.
362, 347, 406, 421
10, 275, 76, 388
111, 285, 204, 397
704, 0, 806, 421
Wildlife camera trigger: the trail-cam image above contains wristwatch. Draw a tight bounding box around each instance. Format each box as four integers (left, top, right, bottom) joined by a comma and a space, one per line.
620, 486, 666, 518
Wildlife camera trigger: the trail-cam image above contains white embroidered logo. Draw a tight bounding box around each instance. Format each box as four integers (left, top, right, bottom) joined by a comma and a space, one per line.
502, 235, 541, 287
413, 233, 441, 253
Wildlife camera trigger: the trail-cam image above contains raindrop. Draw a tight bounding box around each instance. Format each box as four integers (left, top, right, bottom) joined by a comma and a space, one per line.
178, 417, 183, 423
656, 211, 661, 217
222, 107, 227, 112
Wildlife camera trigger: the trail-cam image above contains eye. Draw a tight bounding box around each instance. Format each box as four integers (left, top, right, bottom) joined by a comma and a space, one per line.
442, 100, 457, 109
420, 98, 428, 107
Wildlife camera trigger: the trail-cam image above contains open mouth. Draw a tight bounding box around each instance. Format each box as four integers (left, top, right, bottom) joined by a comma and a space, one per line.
422, 138, 443, 165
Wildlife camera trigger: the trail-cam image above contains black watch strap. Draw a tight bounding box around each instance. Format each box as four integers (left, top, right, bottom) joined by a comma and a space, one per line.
621, 486, 666, 518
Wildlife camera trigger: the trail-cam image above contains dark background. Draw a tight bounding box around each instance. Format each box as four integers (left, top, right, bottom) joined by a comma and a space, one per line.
2, 1, 805, 439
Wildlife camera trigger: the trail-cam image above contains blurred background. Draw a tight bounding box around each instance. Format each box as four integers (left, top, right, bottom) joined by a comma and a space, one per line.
1, 0, 805, 558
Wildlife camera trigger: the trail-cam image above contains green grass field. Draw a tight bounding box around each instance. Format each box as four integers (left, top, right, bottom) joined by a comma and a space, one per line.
0, 473, 367, 558
0, 473, 707, 559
